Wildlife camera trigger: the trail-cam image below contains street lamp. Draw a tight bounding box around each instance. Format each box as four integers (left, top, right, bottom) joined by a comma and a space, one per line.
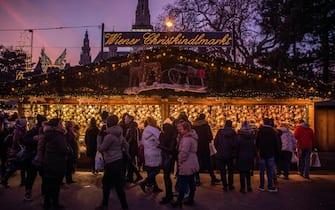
165, 17, 174, 32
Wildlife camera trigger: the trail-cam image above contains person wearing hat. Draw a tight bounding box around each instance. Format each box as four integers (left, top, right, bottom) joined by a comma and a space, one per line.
214, 119, 237, 191
236, 121, 256, 193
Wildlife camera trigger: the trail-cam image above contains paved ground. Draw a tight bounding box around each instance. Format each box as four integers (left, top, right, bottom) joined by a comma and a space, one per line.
1, 170, 335, 210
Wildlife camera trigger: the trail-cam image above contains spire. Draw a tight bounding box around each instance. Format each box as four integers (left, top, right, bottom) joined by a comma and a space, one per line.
79, 30, 91, 65
132, 0, 153, 31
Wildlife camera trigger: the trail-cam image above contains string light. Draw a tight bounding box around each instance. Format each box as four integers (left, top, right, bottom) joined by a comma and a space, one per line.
0, 47, 332, 99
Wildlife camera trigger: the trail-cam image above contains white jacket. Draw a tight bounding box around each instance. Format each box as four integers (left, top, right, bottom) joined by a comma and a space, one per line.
142, 125, 161, 167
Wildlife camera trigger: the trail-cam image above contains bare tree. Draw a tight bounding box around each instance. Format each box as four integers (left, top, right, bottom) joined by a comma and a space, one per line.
154, 0, 275, 65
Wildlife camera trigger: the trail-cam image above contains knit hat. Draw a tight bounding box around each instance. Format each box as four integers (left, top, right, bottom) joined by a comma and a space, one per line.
16, 118, 27, 127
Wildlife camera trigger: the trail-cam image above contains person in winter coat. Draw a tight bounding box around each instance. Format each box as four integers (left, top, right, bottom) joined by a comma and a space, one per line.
96, 115, 129, 210
236, 121, 256, 193
278, 123, 296, 179
21, 114, 47, 201
294, 119, 316, 179
124, 114, 142, 183
0, 118, 27, 188
171, 120, 199, 208
0, 116, 10, 180
84, 117, 100, 175
256, 118, 281, 192
214, 120, 236, 191
42, 118, 68, 209
64, 121, 79, 184
158, 117, 178, 205
193, 113, 220, 186
139, 117, 162, 193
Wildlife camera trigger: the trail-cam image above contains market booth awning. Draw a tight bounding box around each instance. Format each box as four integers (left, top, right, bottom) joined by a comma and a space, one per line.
1, 47, 332, 99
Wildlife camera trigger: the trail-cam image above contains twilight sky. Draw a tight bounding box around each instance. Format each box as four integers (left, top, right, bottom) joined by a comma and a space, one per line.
0, 0, 172, 66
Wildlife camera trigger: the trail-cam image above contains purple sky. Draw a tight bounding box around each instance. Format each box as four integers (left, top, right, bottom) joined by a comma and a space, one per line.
0, 0, 172, 66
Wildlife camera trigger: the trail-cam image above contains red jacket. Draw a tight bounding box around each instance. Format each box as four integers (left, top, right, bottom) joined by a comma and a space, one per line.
294, 124, 315, 150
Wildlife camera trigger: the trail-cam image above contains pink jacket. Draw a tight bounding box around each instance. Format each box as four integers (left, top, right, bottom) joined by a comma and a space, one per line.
177, 129, 199, 175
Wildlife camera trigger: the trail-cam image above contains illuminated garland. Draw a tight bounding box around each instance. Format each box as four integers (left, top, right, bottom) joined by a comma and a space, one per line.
0, 47, 333, 99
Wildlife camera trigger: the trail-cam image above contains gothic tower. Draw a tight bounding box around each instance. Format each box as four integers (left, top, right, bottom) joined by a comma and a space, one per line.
132, 0, 153, 31
79, 30, 91, 65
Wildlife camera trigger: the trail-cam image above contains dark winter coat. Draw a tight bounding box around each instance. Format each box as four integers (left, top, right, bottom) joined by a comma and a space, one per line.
214, 126, 237, 159
124, 121, 140, 157
22, 126, 40, 156
84, 125, 100, 157
236, 128, 256, 171
256, 125, 281, 159
43, 126, 67, 178
193, 119, 213, 156
159, 123, 177, 160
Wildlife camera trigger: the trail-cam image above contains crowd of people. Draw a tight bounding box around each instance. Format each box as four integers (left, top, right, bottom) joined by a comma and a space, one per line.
0, 110, 316, 209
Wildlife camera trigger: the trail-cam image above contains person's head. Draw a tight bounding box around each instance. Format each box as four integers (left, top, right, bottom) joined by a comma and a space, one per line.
16, 118, 27, 128
176, 120, 192, 136
163, 117, 173, 125
106, 115, 119, 128
263, 118, 271, 126
36, 114, 47, 127
101, 111, 109, 122
299, 119, 305, 126
144, 117, 157, 128
197, 113, 206, 121
47, 118, 63, 128
224, 120, 233, 128
125, 115, 134, 124
122, 113, 129, 121
65, 121, 74, 130
90, 117, 97, 127
241, 121, 249, 130
177, 112, 188, 122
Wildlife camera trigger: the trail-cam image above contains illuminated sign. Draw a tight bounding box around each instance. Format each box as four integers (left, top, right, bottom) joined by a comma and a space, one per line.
104, 32, 232, 47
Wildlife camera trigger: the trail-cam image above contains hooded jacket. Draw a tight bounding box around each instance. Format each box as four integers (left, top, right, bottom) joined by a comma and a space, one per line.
236, 127, 256, 171
177, 129, 199, 175
193, 119, 213, 156
97, 125, 129, 164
